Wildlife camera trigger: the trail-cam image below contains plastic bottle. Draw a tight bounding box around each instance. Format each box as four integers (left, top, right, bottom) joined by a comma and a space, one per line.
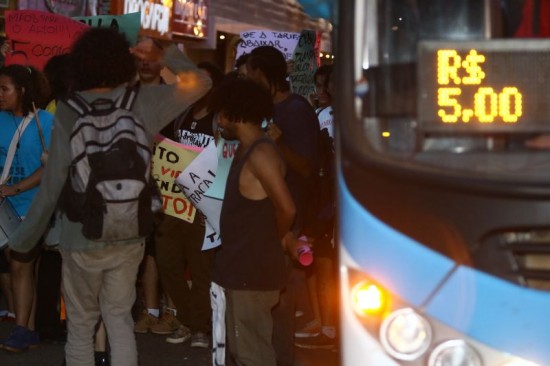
297, 236, 313, 266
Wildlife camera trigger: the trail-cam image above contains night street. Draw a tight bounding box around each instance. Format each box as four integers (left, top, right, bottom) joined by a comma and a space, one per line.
0, 320, 340, 366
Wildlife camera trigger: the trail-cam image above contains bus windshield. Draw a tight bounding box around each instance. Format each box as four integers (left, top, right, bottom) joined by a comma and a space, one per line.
352, 0, 550, 183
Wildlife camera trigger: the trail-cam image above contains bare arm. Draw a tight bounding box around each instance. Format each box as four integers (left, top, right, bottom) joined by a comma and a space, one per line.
0, 167, 43, 198
247, 143, 296, 239
130, 39, 212, 133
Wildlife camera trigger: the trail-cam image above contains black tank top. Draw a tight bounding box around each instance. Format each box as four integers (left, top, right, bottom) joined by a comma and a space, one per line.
213, 138, 286, 290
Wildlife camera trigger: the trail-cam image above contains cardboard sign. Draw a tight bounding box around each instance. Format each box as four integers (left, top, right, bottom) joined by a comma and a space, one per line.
176, 142, 221, 250
236, 30, 300, 61
235, 29, 319, 100
151, 135, 200, 223
73, 12, 142, 45
290, 30, 321, 99
4, 10, 89, 70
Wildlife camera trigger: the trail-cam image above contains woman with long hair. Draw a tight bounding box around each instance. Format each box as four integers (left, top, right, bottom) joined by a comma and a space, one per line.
0, 63, 54, 352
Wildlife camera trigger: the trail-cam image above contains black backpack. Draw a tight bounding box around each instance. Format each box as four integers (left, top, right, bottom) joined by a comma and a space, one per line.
60, 86, 154, 241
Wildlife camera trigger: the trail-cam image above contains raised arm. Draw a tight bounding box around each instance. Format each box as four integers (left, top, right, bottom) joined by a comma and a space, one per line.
131, 39, 212, 133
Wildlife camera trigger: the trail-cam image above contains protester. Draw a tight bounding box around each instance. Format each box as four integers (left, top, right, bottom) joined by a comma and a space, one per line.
295, 65, 337, 349
154, 60, 223, 348
33, 53, 72, 346
0, 63, 53, 353
131, 38, 180, 336
209, 77, 296, 366
234, 53, 249, 79
245, 45, 320, 366
6, 27, 211, 366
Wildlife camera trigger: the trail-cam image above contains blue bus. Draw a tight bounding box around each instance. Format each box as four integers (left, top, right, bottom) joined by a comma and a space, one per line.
335, 1, 550, 365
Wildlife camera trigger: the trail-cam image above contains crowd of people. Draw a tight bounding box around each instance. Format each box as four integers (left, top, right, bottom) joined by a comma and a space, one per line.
0, 26, 336, 366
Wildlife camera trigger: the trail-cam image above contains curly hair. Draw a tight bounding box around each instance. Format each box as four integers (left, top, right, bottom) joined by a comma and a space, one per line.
43, 53, 73, 101
69, 27, 136, 91
0, 64, 50, 114
208, 77, 272, 125
247, 46, 290, 95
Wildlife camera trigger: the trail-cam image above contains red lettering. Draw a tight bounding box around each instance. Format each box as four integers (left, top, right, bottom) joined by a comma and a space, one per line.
162, 195, 172, 210
161, 166, 171, 175
223, 143, 237, 158
173, 197, 188, 214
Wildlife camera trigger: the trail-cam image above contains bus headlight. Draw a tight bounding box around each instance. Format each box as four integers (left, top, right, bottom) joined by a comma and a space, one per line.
351, 280, 390, 317
379, 308, 432, 361
428, 340, 482, 366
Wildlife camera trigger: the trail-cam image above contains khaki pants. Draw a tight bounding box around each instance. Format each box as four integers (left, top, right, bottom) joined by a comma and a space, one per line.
225, 288, 280, 366
61, 243, 145, 366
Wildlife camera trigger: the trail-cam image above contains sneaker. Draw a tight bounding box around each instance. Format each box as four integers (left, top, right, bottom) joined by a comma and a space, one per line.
294, 319, 321, 338
94, 351, 110, 366
294, 334, 336, 349
134, 311, 159, 333
2, 325, 40, 352
1, 314, 15, 322
191, 332, 209, 348
150, 310, 181, 335
166, 325, 191, 344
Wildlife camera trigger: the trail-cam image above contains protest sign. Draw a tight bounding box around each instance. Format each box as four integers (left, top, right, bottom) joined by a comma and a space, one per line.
235, 29, 319, 100
176, 142, 221, 250
236, 30, 300, 61
290, 30, 321, 99
4, 10, 89, 70
125, 0, 171, 39
151, 135, 200, 223
205, 138, 239, 200
73, 12, 141, 45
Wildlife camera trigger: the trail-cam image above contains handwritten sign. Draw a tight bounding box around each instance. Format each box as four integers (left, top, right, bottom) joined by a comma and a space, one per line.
73, 12, 142, 45
151, 135, 200, 223
176, 142, 221, 250
5, 10, 89, 70
290, 30, 321, 99
205, 138, 238, 200
236, 30, 300, 61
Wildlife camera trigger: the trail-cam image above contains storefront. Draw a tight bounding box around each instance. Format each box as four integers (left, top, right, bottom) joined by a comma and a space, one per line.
112, 0, 332, 70
0, 0, 331, 71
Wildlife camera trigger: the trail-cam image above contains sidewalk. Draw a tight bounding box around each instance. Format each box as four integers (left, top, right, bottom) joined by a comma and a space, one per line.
0, 320, 339, 366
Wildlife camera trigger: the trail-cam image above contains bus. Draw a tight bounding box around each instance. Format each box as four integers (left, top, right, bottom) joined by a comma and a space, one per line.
335, 1, 550, 365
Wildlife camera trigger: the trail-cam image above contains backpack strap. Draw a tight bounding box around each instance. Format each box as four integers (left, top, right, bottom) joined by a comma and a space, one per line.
65, 92, 93, 117
117, 85, 140, 111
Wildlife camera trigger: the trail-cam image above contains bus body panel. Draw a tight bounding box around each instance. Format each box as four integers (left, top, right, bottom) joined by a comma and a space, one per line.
339, 173, 455, 307
426, 266, 550, 363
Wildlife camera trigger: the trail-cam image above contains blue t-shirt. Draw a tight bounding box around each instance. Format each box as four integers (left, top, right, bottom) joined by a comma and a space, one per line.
0, 110, 54, 217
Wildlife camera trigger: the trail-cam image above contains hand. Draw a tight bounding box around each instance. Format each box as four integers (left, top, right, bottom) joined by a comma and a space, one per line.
282, 233, 311, 261
0, 184, 19, 197
0, 39, 11, 58
265, 123, 282, 142
41, 151, 49, 165
130, 38, 165, 63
